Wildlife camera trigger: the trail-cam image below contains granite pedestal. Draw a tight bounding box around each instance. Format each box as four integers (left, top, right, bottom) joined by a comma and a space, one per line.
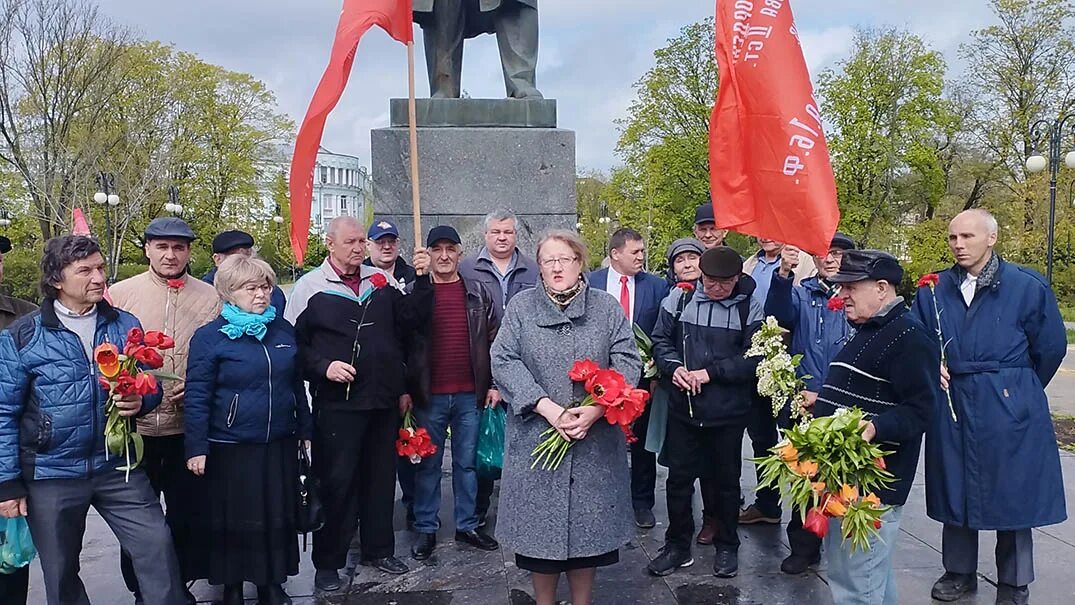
372, 98, 576, 255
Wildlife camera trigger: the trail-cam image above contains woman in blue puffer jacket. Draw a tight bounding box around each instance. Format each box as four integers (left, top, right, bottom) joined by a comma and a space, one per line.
184, 255, 311, 605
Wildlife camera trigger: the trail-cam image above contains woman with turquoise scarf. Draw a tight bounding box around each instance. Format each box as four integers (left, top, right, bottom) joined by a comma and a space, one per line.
184, 255, 312, 605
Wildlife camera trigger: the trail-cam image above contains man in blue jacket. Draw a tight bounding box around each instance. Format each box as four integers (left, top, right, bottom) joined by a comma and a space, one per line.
0, 236, 185, 605
911, 210, 1067, 605
588, 227, 670, 529
764, 232, 856, 574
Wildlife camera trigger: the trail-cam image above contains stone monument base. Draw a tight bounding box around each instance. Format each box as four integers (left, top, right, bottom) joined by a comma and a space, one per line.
372, 99, 576, 255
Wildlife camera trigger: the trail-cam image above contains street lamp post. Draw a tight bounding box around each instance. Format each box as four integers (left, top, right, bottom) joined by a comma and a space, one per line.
0, 209, 11, 227
1025, 113, 1075, 284
164, 185, 184, 216
94, 172, 120, 280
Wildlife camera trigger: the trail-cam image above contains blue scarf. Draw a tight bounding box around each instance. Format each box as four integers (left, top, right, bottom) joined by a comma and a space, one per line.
219, 303, 276, 341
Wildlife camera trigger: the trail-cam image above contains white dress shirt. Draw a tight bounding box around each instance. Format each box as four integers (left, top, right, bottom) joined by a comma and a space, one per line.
606, 266, 635, 323
960, 273, 977, 307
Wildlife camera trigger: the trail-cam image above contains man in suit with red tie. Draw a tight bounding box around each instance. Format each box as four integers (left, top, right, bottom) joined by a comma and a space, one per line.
588, 228, 670, 529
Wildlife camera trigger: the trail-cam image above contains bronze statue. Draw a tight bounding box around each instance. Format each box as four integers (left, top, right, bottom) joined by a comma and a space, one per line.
413, 0, 542, 99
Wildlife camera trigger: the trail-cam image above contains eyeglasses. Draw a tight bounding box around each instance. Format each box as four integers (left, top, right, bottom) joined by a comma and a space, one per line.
826, 250, 845, 260
539, 257, 578, 268
239, 283, 273, 295
703, 275, 738, 287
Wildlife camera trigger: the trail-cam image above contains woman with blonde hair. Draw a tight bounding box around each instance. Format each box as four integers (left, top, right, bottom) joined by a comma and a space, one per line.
491, 229, 641, 605
185, 255, 311, 605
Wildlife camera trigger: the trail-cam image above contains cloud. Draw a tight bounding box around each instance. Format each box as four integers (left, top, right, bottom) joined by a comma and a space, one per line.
96, 0, 996, 172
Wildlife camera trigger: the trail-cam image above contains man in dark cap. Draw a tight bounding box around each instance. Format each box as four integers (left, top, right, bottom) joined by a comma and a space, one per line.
693, 203, 729, 250
406, 225, 500, 560
760, 232, 857, 573
0, 236, 37, 333
202, 229, 287, 315
814, 249, 937, 604
364, 220, 417, 289
646, 246, 763, 579
110, 216, 221, 603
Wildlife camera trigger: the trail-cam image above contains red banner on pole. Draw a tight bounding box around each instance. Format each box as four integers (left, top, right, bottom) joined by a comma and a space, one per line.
709, 0, 839, 256
289, 0, 413, 265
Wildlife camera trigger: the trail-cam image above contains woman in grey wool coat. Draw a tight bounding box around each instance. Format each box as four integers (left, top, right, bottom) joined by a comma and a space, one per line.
491, 229, 642, 605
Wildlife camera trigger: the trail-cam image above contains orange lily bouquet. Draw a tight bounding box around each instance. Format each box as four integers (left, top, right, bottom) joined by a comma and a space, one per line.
94, 328, 178, 481
753, 408, 895, 552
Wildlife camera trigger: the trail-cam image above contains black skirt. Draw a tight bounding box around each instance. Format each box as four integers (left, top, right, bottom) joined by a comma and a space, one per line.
191, 438, 300, 586
515, 550, 619, 574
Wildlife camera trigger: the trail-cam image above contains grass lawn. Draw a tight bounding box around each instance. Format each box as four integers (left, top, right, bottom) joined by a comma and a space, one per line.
1062, 304, 1075, 323
1069, 329, 1075, 345
1056, 414, 1075, 452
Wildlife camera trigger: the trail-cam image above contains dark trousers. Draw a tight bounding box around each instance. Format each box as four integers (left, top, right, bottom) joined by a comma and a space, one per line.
942, 525, 1035, 587
787, 509, 822, 559
664, 417, 745, 552
0, 566, 29, 605
313, 407, 398, 569
120, 434, 193, 595
630, 403, 657, 511
745, 396, 781, 516
476, 476, 495, 519
27, 472, 185, 605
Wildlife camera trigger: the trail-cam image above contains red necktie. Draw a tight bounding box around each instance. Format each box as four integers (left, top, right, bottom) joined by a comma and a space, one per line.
619, 275, 631, 319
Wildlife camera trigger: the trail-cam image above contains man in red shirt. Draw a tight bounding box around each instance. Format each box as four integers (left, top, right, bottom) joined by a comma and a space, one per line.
407, 226, 502, 560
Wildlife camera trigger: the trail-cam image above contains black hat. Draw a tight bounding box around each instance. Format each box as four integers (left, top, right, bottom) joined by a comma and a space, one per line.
426, 225, 461, 247
694, 202, 715, 225
211, 230, 255, 254
0, 235, 10, 254
144, 217, 196, 242
829, 250, 903, 284
699, 246, 743, 279
666, 238, 705, 264
830, 232, 856, 251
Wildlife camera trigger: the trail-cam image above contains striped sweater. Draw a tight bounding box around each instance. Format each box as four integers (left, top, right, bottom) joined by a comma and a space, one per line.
814, 299, 938, 505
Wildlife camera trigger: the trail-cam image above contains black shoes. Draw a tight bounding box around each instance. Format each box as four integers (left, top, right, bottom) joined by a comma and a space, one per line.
646, 545, 695, 576
780, 553, 821, 575
713, 549, 738, 578
634, 508, 657, 529
314, 569, 342, 592
361, 556, 409, 575
412, 532, 437, 560
456, 529, 500, 551
931, 572, 978, 601
256, 584, 292, 605
221, 584, 244, 605
995, 583, 1029, 605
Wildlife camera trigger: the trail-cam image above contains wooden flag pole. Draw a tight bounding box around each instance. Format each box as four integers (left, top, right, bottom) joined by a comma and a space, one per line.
407, 40, 422, 247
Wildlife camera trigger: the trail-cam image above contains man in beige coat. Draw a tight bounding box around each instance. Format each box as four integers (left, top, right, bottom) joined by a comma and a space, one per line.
109, 217, 221, 604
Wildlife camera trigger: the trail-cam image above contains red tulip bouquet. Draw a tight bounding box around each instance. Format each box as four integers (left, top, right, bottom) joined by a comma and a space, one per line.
396, 410, 437, 464
94, 328, 178, 481
530, 359, 650, 470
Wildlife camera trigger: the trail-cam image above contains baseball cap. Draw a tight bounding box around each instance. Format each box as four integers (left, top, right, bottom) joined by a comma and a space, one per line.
368, 220, 400, 240
426, 225, 462, 247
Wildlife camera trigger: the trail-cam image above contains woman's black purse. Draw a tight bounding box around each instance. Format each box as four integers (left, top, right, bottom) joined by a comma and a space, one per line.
296, 444, 324, 550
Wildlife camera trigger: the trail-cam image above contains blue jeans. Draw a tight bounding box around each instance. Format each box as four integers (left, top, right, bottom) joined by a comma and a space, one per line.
824, 505, 903, 605
413, 392, 481, 534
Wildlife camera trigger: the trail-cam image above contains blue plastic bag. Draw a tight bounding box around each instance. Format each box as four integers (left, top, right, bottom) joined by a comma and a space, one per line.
0, 517, 36, 574
476, 405, 506, 480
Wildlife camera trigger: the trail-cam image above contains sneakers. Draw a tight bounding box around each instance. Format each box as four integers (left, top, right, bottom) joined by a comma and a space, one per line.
930, 572, 978, 601
713, 549, 738, 578
314, 569, 342, 592
696, 516, 719, 545
780, 553, 820, 575
361, 555, 409, 575
646, 545, 694, 576
738, 505, 781, 525
634, 508, 657, 529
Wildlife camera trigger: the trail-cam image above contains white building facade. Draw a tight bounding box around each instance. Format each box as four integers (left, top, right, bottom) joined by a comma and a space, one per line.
312, 147, 369, 234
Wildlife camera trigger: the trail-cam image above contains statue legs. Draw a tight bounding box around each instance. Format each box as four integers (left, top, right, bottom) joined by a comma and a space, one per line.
423, 0, 465, 98
493, 3, 542, 99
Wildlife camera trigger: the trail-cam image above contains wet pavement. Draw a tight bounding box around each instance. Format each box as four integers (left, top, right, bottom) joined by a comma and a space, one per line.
26, 439, 1075, 604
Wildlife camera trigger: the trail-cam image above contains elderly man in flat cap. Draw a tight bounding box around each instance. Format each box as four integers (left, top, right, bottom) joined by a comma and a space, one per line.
203, 229, 287, 315
815, 249, 938, 605
110, 217, 221, 603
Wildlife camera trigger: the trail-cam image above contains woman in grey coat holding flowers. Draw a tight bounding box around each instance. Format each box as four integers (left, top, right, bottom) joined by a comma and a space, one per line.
491, 229, 641, 605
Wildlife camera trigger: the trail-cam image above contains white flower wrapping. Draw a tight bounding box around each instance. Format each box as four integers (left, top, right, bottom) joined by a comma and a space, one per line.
747, 317, 811, 421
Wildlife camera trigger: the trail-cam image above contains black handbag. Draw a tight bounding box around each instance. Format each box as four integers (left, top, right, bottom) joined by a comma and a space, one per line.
296, 444, 324, 549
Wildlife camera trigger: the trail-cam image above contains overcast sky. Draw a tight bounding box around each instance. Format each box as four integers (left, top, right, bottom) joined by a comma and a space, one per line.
96, 0, 994, 172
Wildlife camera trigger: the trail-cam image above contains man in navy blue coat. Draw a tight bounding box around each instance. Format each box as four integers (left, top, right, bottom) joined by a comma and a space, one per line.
587, 227, 669, 529
911, 209, 1067, 605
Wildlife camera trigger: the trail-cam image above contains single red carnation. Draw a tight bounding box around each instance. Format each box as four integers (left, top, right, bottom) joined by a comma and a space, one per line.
369, 273, 389, 289
676, 281, 695, 293
827, 297, 846, 311
917, 273, 939, 288
166, 278, 185, 290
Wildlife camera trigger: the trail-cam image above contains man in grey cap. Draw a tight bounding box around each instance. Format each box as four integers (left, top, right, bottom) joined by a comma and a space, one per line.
647, 246, 763, 579
110, 216, 221, 603
202, 229, 286, 315
0, 236, 36, 333
693, 203, 728, 250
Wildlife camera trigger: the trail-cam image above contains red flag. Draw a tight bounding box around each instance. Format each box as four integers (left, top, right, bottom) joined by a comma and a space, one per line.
289, 0, 413, 265
709, 0, 839, 256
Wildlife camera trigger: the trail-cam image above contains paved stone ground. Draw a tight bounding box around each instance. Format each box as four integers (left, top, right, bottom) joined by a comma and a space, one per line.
26, 437, 1075, 604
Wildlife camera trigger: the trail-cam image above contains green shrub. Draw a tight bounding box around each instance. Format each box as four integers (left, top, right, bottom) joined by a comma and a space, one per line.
113, 263, 147, 283
1, 250, 41, 303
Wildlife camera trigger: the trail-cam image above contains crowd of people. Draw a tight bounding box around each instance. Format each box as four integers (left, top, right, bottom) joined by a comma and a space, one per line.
0, 202, 1067, 605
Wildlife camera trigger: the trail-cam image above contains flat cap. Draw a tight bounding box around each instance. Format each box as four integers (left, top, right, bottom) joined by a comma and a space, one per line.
666, 238, 705, 264
211, 230, 255, 254
830, 232, 856, 251
694, 202, 715, 225
699, 246, 743, 279
829, 249, 903, 284
144, 217, 196, 242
